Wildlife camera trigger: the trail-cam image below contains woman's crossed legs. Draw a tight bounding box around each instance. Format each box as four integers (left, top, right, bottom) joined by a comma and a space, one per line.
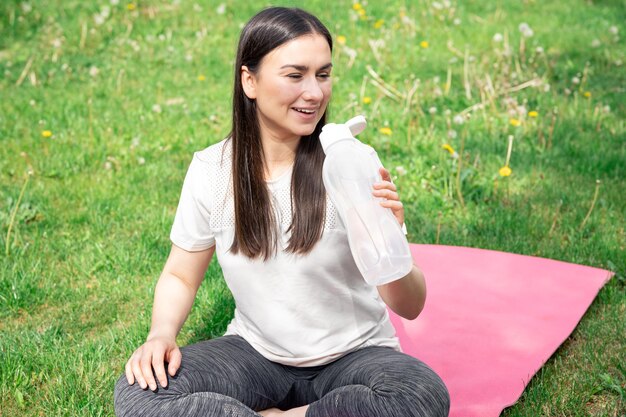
114, 335, 449, 417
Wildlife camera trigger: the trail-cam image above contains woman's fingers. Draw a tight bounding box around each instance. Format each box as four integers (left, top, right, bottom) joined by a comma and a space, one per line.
372, 189, 399, 201
130, 351, 148, 389
167, 346, 182, 377
151, 346, 168, 389
125, 359, 135, 385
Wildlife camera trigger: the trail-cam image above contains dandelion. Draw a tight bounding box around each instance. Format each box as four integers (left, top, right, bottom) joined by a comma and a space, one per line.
442, 143, 459, 159
41, 130, 53, 138
509, 118, 521, 127
379, 127, 392, 136
110, 0, 120, 5
358, 8, 366, 18
528, 110, 539, 118
602, 105, 611, 113
499, 166, 512, 177
395, 166, 407, 176
152, 104, 162, 113
609, 26, 618, 35
447, 130, 457, 139
94, 13, 106, 25
535, 46, 544, 54
453, 114, 464, 125
352, 3, 363, 11
583, 91, 591, 98
21, 3, 32, 13
137, 157, 146, 165
216, 3, 226, 15
420, 40, 429, 48
453, 18, 461, 25
363, 96, 372, 104
89, 66, 99, 77
591, 39, 601, 48
337, 35, 347, 45
518, 22, 533, 38
493, 33, 503, 42
127, 3, 136, 11
428, 107, 437, 114
197, 74, 206, 81
572, 76, 580, 84
374, 19, 384, 29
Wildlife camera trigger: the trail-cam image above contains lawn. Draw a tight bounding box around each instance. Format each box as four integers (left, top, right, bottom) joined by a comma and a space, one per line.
0, 0, 624, 416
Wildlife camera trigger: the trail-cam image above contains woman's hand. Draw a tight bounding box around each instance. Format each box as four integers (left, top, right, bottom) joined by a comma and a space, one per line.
373, 167, 404, 226
125, 334, 182, 391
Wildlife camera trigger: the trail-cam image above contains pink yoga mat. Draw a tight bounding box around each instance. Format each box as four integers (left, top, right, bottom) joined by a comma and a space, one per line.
389, 244, 613, 417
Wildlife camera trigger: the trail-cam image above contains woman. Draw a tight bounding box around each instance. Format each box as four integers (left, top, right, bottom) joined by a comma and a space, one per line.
114, 6, 449, 417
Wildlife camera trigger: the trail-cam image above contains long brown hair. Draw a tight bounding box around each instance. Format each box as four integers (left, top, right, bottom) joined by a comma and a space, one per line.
229, 7, 332, 260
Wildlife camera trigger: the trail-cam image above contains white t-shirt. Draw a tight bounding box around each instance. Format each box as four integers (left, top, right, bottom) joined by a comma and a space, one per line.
170, 139, 401, 366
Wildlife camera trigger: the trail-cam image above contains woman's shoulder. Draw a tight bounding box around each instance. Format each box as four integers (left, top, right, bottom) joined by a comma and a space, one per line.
191, 137, 233, 168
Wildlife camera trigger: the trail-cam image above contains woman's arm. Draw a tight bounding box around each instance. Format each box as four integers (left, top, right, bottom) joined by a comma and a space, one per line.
125, 244, 215, 391
376, 265, 426, 320
148, 244, 215, 340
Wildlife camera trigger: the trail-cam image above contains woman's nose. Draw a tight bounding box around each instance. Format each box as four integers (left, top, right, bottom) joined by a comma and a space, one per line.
301, 76, 324, 102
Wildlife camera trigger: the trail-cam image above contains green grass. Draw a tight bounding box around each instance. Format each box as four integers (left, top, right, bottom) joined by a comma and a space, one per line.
1, 0, 625, 416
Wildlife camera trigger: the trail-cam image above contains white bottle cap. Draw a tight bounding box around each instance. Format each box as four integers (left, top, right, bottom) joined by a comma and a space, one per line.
319, 115, 367, 153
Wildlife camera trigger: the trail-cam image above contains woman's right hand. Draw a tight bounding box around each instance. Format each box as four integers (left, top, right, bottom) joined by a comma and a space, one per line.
125, 334, 182, 391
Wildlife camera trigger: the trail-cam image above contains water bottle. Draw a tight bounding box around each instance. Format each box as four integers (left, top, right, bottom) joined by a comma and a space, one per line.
320, 115, 413, 286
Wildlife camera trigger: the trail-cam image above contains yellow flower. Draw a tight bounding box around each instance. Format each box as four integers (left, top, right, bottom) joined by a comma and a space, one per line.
358, 8, 366, 17
197, 74, 206, 81
528, 111, 539, 118
374, 19, 384, 29
127, 3, 136, 11
499, 166, 512, 177
41, 130, 53, 138
420, 41, 429, 48
352, 3, 363, 11
379, 127, 393, 136
363, 96, 372, 104
337, 35, 347, 45
509, 118, 521, 127
442, 144, 455, 155
583, 91, 591, 98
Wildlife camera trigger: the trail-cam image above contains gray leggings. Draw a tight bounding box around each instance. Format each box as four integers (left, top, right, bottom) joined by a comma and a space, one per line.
114, 335, 449, 417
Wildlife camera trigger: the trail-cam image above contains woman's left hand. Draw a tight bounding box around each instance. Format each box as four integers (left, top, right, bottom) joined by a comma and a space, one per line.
372, 167, 405, 226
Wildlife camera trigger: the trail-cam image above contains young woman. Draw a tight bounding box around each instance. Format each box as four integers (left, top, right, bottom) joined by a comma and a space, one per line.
114, 7, 449, 417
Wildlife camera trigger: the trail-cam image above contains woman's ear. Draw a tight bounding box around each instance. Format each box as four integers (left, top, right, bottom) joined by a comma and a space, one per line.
241, 65, 257, 100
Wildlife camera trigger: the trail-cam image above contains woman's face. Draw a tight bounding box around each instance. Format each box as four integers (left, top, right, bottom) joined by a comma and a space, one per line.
241, 34, 333, 143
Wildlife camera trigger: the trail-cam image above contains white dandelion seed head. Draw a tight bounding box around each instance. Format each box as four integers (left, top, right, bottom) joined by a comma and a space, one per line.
453, 115, 464, 125
21, 3, 32, 13
564, 88, 571, 95
185, 54, 193, 62
429, 107, 438, 114
602, 105, 611, 113
448, 129, 458, 139
137, 157, 146, 165
493, 33, 503, 42
94, 13, 105, 26
432, 2, 443, 10
152, 104, 162, 113
543, 83, 551, 92
591, 39, 601, 48
516, 106, 527, 116
615, 59, 623, 66
433, 86, 443, 97
449, 57, 458, 64
216, 3, 226, 14
519, 23, 533, 38
571, 76, 580, 84
52, 38, 63, 48
110, 0, 120, 5
89, 66, 99, 77
535, 46, 544, 54
100, 6, 110, 18
395, 166, 407, 176
104, 161, 113, 170
443, 0, 452, 8
30, 100, 36, 106
453, 18, 461, 25
444, 109, 451, 116
609, 26, 618, 35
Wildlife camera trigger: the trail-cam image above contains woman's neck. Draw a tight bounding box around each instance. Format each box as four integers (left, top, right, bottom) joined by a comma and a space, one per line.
260, 134, 299, 180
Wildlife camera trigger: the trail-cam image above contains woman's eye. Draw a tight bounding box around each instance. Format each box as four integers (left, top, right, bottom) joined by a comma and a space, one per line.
317, 73, 331, 79
287, 74, 302, 79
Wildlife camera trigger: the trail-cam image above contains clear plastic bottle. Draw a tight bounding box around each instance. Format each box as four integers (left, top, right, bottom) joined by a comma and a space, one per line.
320, 115, 413, 286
